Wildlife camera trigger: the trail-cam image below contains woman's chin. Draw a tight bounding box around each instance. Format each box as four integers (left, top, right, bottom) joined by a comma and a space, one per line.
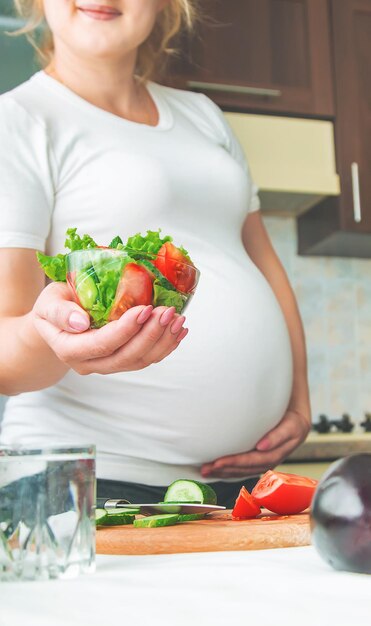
73, 38, 133, 62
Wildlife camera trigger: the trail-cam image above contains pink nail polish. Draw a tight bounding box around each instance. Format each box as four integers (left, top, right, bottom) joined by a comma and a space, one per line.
137, 305, 153, 324
176, 328, 188, 343
160, 307, 176, 326
256, 438, 270, 451
69, 312, 89, 331
171, 316, 186, 334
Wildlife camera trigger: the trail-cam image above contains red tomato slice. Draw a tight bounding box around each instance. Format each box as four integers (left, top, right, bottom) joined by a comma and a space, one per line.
251, 470, 318, 515
153, 242, 197, 294
109, 263, 153, 321
232, 486, 261, 520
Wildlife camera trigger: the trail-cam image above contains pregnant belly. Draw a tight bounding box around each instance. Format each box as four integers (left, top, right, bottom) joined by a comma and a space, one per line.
160, 255, 294, 461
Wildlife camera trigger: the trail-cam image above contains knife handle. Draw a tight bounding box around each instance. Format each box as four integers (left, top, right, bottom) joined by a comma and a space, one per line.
96, 497, 131, 510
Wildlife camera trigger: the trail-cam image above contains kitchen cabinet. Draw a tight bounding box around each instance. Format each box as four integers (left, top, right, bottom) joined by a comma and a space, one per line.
167, 0, 371, 257
166, 0, 334, 117
223, 111, 339, 214
298, 0, 371, 257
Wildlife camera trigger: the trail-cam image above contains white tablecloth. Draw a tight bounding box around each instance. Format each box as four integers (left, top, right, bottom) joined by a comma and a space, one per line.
1, 546, 370, 626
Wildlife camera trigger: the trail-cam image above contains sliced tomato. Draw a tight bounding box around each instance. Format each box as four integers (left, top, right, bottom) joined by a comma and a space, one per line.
251, 470, 318, 515
153, 242, 197, 294
109, 263, 153, 321
232, 486, 261, 520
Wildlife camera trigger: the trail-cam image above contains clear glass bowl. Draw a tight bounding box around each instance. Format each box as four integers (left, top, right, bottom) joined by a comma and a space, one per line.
66, 248, 200, 328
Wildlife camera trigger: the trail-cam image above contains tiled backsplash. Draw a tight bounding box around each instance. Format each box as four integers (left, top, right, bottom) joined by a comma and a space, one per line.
264, 216, 371, 426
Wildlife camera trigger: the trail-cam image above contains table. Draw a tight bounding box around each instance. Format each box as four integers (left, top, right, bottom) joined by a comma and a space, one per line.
1, 546, 370, 626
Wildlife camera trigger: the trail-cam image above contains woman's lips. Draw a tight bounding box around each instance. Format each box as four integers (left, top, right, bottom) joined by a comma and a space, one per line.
77, 4, 122, 20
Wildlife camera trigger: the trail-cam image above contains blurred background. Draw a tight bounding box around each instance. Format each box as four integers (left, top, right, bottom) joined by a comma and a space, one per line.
0, 0, 37, 92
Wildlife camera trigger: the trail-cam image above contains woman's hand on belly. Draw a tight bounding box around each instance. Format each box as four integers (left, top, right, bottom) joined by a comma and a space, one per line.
33, 282, 188, 375
200, 408, 311, 479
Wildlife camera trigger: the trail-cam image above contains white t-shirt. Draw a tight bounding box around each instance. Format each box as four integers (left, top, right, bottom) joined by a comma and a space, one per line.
0, 72, 293, 484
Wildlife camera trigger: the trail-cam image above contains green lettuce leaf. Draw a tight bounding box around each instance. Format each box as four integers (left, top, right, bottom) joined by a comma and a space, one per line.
36, 252, 67, 282
124, 229, 193, 264
65, 228, 97, 251
153, 283, 186, 314
108, 236, 123, 249
124, 229, 172, 258
89, 300, 111, 328
36, 228, 99, 282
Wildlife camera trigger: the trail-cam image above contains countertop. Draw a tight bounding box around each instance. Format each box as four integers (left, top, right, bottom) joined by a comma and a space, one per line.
286, 431, 371, 461
1, 547, 370, 626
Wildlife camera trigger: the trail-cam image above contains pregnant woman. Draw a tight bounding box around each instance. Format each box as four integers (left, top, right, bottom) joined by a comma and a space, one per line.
0, 0, 311, 506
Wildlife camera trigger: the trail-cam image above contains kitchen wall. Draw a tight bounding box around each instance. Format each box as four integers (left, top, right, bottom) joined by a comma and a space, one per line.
264, 216, 371, 426
0, 14, 38, 95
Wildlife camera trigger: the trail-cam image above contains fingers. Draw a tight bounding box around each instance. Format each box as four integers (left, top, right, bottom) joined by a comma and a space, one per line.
136, 313, 188, 365
33, 281, 189, 374
255, 410, 310, 452
81, 308, 188, 374
201, 438, 302, 479
255, 425, 294, 453
34, 282, 90, 333
34, 301, 154, 364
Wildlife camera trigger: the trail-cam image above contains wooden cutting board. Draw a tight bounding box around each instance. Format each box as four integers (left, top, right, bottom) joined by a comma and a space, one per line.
96, 510, 311, 555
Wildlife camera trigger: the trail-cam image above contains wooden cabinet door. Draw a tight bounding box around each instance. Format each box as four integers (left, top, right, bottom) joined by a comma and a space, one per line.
332, 0, 371, 233
297, 0, 371, 257
166, 0, 334, 117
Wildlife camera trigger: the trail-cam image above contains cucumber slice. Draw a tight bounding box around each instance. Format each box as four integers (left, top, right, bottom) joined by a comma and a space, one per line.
101, 512, 135, 526
75, 272, 98, 309
133, 514, 179, 528
95, 508, 108, 525
164, 480, 217, 505
177, 513, 206, 522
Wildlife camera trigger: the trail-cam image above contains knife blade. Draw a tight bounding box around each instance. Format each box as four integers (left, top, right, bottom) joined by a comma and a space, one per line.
96, 498, 226, 515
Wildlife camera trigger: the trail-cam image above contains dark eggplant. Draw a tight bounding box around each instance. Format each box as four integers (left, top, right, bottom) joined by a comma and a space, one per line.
310, 453, 371, 574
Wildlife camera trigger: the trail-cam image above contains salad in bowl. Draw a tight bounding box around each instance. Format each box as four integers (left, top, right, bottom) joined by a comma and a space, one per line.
37, 228, 199, 328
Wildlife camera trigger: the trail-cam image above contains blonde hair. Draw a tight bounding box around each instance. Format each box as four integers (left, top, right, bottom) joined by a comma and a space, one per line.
12, 0, 199, 80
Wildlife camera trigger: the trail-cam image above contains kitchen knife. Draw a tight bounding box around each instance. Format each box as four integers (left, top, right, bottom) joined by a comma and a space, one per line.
96, 498, 226, 515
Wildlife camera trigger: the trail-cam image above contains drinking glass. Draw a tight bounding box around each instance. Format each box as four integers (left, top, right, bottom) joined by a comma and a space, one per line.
0, 444, 96, 581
